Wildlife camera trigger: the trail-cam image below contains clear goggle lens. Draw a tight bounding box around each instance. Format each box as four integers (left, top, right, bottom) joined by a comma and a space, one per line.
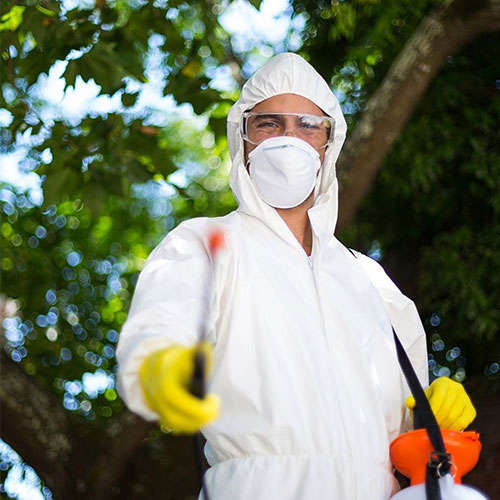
241, 112, 335, 149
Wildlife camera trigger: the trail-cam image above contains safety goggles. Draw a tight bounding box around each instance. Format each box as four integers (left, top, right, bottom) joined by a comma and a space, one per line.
241, 112, 335, 149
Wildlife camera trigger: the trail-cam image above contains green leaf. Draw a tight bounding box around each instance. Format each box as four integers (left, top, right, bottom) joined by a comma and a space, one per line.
35, 5, 57, 17
247, 0, 263, 9
81, 180, 108, 219
64, 59, 80, 88
83, 42, 127, 93
0, 6, 26, 32
42, 167, 81, 207
209, 116, 227, 139
121, 92, 139, 107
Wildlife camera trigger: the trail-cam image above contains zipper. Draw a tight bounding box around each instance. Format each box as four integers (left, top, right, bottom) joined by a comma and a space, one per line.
306, 245, 357, 493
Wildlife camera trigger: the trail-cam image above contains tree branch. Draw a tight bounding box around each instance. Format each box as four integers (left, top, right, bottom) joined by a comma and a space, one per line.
0, 347, 155, 499
0, 350, 73, 498
336, 0, 500, 229
92, 411, 154, 500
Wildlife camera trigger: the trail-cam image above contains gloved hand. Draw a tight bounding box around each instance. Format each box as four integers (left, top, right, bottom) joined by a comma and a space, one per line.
405, 377, 476, 431
139, 342, 220, 434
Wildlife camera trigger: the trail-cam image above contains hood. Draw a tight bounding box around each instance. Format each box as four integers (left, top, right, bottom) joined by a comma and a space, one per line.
227, 52, 347, 242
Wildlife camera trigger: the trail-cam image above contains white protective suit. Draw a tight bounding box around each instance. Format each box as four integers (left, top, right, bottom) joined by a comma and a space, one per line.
117, 52, 429, 500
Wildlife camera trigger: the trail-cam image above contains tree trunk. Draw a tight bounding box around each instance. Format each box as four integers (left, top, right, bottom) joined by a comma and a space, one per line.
336, 0, 500, 230
0, 350, 72, 498
0, 350, 155, 499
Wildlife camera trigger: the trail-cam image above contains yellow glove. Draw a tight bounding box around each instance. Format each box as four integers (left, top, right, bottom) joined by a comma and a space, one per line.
139, 343, 220, 434
405, 377, 476, 431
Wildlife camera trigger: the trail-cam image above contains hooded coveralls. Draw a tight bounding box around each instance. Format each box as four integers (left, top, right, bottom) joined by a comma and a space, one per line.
117, 53, 429, 500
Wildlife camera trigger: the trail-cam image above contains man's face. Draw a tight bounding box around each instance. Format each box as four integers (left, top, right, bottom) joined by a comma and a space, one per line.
243, 93, 328, 165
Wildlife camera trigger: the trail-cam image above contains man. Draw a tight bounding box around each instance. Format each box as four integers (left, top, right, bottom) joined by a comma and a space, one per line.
117, 53, 475, 499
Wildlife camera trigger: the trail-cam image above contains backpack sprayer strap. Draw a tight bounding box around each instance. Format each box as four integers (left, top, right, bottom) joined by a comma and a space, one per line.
392, 327, 452, 500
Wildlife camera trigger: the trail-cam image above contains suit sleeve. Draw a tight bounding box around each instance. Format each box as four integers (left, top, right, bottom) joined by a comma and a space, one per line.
353, 251, 429, 433
116, 222, 213, 421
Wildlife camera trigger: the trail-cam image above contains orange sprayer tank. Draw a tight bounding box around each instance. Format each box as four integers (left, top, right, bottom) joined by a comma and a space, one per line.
390, 428, 482, 486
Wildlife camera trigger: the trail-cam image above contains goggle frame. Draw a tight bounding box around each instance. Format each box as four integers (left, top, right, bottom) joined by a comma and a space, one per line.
241, 112, 335, 149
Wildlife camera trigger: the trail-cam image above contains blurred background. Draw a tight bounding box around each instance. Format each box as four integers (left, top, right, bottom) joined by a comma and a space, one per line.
0, 0, 499, 498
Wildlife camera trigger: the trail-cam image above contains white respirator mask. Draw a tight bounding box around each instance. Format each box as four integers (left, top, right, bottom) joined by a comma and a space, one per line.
247, 136, 321, 209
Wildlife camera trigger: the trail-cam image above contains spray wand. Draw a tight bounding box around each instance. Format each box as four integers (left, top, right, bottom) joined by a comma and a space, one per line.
189, 228, 225, 500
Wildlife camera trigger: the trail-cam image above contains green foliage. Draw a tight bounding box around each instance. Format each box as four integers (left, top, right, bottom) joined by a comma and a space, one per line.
2, 193, 134, 421
247, 0, 264, 9
0, 5, 26, 31
291, 0, 438, 120
1, 187, 168, 416
0, 108, 235, 424
339, 34, 500, 386
0, 0, 239, 216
